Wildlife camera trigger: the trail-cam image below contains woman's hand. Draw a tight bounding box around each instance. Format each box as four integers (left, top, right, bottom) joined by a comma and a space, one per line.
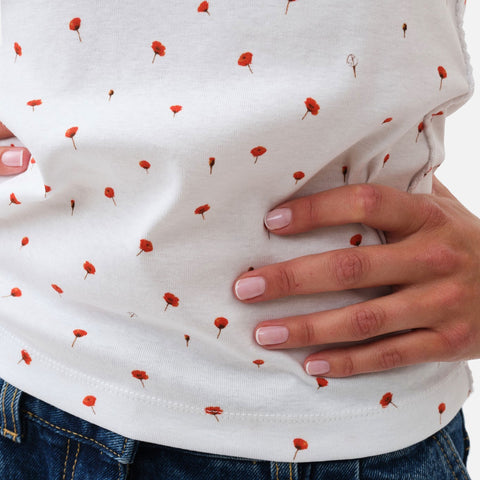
233, 178, 480, 377
0, 121, 30, 175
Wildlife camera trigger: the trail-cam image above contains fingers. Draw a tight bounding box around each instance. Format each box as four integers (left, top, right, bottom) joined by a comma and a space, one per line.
263, 183, 432, 238
0, 122, 15, 140
302, 329, 443, 377
253, 286, 442, 350
0, 147, 31, 176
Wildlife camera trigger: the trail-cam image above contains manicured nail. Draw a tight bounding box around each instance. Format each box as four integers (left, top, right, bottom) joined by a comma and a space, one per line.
305, 360, 330, 376
234, 276, 266, 300
1, 148, 25, 167
264, 208, 292, 230
255, 326, 289, 345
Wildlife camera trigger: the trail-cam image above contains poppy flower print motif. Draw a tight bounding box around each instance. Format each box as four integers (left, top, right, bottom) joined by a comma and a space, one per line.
438, 66, 447, 90
238, 52, 253, 73
170, 105, 182, 118
65, 127, 79, 150
382, 117, 393, 124
72, 329, 87, 347
184, 334, 190, 347
316, 377, 328, 389
17, 349, 32, 365
105, 187, 117, 206
132, 370, 149, 388
293, 171, 305, 184
69, 18, 82, 42
108, 89, 114, 101
302, 98, 320, 120
342, 166, 348, 183
13, 42, 22, 63
350, 234, 362, 246
198, 1, 210, 15
71, 199, 75, 216
20, 237, 29, 248
205, 406, 223, 422
139, 160, 151, 173
209, 157, 215, 174
416, 122, 424, 142
9, 193, 21, 205
346, 54, 358, 78
402, 23, 407, 38
27, 99, 42, 112
82, 395, 96, 414
44, 185, 51, 198
164, 292, 180, 310
83, 261, 96, 279
2, 287, 22, 298
383, 154, 390, 167
285, 0, 296, 15
250, 146, 267, 164
380, 392, 397, 408
293, 438, 308, 460
151, 41, 166, 63
195, 204, 210, 219
137, 239, 153, 256
214, 317, 228, 338
51, 284, 63, 296
253, 359, 264, 368
438, 402, 446, 424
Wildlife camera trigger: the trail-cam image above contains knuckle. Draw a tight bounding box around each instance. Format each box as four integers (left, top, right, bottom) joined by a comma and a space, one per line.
437, 323, 473, 358
331, 251, 369, 288
377, 347, 403, 370
414, 244, 462, 277
419, 196, 449, 230
351, 184, 383, 220
349, 306, 385, 340
276, 263, 301, 295
300, 318, 318, 346
302, 195, 320, 225
339, 355, 355, 377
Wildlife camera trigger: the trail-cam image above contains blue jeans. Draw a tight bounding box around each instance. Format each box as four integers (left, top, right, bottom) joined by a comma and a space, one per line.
0, 377, 471, 479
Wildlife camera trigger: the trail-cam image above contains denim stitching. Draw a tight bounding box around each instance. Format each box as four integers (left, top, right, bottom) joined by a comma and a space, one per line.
440, 429, 469, 480
22, 409, 122, 456
0, 382, 18, 440
289, 462, 293, 480
70, 441, 80, 480
1, 382, 7, 431
62, 438, 71, 480
275, 462, 279, 480
10, 388, 18, 436
432, 434, 458, 480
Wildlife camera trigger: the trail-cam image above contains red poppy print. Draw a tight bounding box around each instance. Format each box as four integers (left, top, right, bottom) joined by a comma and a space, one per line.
2, 287, 22, 298
238, 52, 253, 74
9, 193, 21, 205
132, 369, 149, 388
198, 1, 210, 15
184, 334, 190, 347
104, 187, 117, 206
293, 438, 308, 460
302, 98, 320, 120
108, 89, 114, 101
164, 292, 180, 311
195, 204, 210, 220
250, 146, 267, 164
285, 0, 296, 15
438, 66, 447, 90
293, 171, 305, 184
205, 406, 223, 422
402, 23, 407, 38
82, 395, 96, 414
438, 402, 446, 424
170, 105, 182, 118
20, 237, 29, 248
350, 234, 362, 246
27, 99, 42, 112
346, 54, 358, 78
214, 317, 228, 338
45, 185, 51, 198
383, 154, 390, 167
209, 157, 215, 175
65, 127, 79, 150
380, 392, 397, 408
83, 261, 96, 279
72, 329, 87, 347
51, 284, 63, 296
17, 349, 31, 365
316, 377, 328, 389
253, 359, 264, 368
14, 42, 22, 63
139, 160, 151, 173
151, 41, 166, 63
342, 166, 348, 183
416, 121, 424, 143
382, 117, 393, 124
431, 111, 444, 121
71, 199, 75, 216
69, 18, 82, 42
137, 239, 153, 256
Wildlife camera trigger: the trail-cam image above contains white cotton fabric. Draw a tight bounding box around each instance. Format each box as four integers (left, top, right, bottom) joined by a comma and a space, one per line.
0, 0, 475, 462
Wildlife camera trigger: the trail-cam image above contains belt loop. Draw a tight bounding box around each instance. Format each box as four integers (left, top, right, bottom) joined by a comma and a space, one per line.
0, 380, 23, 443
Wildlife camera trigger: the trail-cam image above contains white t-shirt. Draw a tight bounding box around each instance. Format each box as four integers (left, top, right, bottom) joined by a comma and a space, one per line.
0, 0, 475, 462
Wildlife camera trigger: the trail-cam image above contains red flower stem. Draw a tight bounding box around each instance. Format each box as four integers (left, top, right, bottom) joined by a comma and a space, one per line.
248, 64, 253, 74
17, 359, 23, 364
71, 138, 77, 150
152, 53, 156, 64
165, 303, 169, 311
301, 110, 308, 120
353, 65, 356, 78
84, 272, 88, 280
112, 198, 117, 206
91, 406, 96, 415
77, 30, 82, 42
72, 337, 77, 347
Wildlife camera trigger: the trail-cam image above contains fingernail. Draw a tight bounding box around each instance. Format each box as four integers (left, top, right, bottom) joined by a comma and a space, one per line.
255, 326, 289, 345
305, 360, 330, 376
1, 148, 25, 167
264, 208, 292, 230
234, 276, 266, 300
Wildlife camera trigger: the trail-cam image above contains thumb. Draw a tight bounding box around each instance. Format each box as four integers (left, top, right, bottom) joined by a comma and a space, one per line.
0, 146, 31, 176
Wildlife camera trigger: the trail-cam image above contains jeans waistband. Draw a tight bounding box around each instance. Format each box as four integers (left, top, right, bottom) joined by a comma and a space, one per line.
0, 378, 138, 464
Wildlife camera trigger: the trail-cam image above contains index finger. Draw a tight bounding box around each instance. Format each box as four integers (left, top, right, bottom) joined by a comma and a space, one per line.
264, 184, 432, 238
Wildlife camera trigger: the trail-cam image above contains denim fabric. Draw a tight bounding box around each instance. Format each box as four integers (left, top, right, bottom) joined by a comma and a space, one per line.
0, 377, 471, 480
